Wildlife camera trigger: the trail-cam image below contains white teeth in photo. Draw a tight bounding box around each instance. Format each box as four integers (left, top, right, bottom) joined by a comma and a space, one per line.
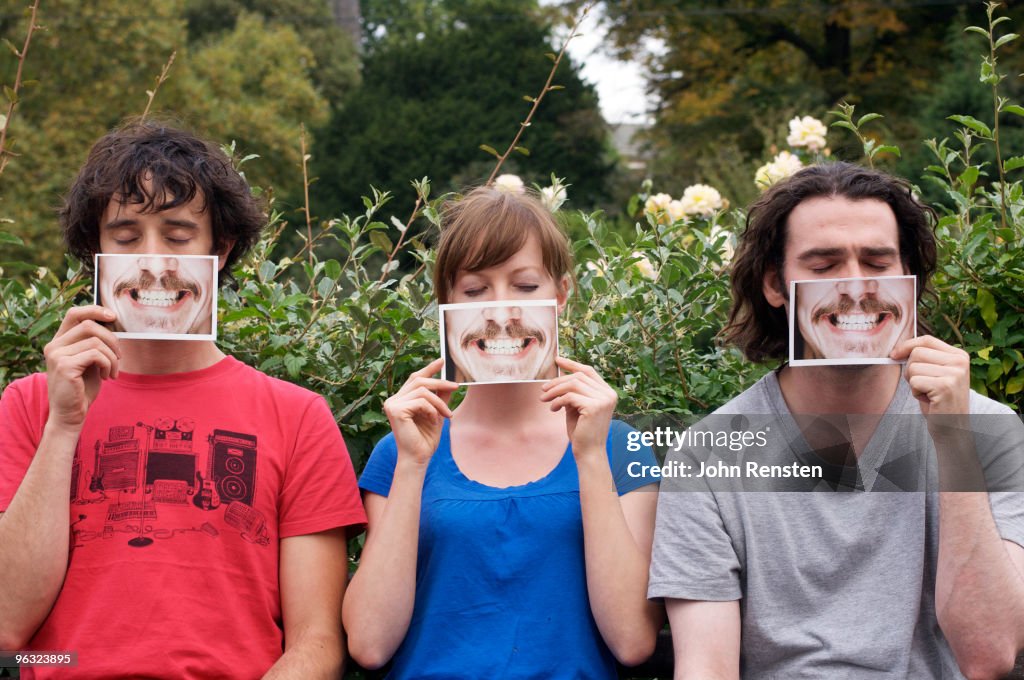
479, 338, 528, 354
132, 290, 184, 307
831, 313, 883, 330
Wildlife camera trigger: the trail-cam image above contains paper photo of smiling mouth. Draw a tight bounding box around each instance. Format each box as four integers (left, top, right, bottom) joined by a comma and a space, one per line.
440, 299, 559, 385
789, 275, 916, 366
94, 254, 218, 341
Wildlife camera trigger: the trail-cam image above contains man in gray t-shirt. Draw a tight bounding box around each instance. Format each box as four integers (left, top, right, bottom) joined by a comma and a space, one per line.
648, 162, 1024, 679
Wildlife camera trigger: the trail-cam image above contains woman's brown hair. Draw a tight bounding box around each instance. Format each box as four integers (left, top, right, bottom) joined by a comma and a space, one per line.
434, 186, 573, 304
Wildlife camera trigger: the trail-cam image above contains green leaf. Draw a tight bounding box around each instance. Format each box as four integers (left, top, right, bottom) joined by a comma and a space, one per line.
959, 166, 980, 188
964, 26, 989, 38
856, 113, 882, 126
947, 115, 992, 138
3, 85, 16, 104
1003, 104, 1024, 117
258, 260, 276, 282
0, 231, 23, 245
324, 258, 341, 280
479, 144, 500, 159
875, 145, 901, 158
402, 317, 421, 334
977, 288, 998, 330
284, 353, 306, 378
1007, 375, 1024, 395
1004, 156, 1024, 172
27, 311, 59, 339
369, 230, 393, 253
830, 120, 858, 133
994, 33, 1019, 49
513, 146, 530, 156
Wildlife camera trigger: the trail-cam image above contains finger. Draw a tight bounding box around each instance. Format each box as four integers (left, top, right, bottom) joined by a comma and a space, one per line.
50, 337, 120, 379
48, 319, 123, 359
400, 376, 461, 397
548, 393, 592, 413
54, 305, 117, 338
541, 373, 590, 392
405, 386, 454, 418
539, 377, 598, 402
405, 397, 445, 424
555, 356, 600, 378
907, 374, 950, 401
409, 358, 446, 380
904, 361, 952, 380
55, 347, 114, 381
891, 335, 955, 360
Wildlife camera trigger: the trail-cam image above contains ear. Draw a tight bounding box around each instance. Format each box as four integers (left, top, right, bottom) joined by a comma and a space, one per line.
214, 239, 236, 271
762, 266, 787, 309
556, 274, 571, 314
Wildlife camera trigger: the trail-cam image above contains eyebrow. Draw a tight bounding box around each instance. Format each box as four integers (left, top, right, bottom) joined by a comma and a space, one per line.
795, 246, 898, 260
102, 218, 199, 230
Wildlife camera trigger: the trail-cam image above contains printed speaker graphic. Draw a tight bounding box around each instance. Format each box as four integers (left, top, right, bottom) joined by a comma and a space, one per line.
208, 430, 258, 507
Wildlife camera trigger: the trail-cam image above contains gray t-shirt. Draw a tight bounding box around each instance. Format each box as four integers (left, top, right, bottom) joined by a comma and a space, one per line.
649, 370, 1024, 678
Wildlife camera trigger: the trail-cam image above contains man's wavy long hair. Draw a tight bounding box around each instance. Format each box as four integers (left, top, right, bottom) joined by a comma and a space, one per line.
721, 162, 937, 363
60, 119, 266, 282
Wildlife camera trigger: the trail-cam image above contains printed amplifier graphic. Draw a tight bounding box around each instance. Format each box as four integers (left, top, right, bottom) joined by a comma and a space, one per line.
208, 430, 258, 507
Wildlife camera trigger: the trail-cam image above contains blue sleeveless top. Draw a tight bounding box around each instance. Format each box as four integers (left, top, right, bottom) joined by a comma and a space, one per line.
358, 419, 657, 679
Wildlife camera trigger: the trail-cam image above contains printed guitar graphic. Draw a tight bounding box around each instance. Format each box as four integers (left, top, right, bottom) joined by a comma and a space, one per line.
193, 471, 222, 510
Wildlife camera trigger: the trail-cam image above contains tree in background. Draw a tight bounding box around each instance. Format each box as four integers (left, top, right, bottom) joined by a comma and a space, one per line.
311, 0, 610, 222
576, 0, 1024, 205
0, 0, 357, 267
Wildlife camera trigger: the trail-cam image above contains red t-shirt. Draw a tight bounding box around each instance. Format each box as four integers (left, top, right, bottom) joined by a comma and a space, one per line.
0, 356, 366, 679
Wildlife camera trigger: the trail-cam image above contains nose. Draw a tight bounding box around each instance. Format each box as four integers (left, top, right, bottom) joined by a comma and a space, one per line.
137, 256, 179, 279
483, 304, 522, 327
836, 277, 878, 299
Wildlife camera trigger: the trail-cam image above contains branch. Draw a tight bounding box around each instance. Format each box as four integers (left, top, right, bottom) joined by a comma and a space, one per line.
486, 2, 591, 184
140, 51, 177, 121
300, 124, 314, 268
0, 0, 41, 176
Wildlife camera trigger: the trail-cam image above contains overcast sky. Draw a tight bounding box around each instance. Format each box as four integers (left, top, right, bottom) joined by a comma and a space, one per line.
548, 5, 656, 125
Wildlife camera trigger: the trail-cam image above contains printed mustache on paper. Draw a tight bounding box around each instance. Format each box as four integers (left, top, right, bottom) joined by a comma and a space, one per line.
94, 253, 218, 341
789, 275, 916, 366
440, 299, 559, 385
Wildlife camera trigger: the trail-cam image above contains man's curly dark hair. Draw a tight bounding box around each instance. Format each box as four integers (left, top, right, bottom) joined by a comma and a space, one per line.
59, 119, 266, 281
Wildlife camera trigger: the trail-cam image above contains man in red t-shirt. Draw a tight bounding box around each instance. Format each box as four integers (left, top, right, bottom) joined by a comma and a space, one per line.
0, 121, 366, 679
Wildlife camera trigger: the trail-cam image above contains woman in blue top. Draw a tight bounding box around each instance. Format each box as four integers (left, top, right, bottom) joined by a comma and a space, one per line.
343, 186, 663, 678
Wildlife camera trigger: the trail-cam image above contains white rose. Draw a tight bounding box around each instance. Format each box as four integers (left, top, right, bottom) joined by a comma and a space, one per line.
540, 184, 567, 211
667, 199, 688, 224
755, 151, 803, 189
786, 115, 828, 152
632, 251, 657, 280
709, 224, 735, 265
493, 174, 525, 194
679, 183, 724, 217
644, 192, 673, 216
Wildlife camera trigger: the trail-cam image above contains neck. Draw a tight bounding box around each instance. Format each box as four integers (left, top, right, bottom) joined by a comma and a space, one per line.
777, 363, 902, 415
454, 381, 560, 429
119, 340, 226, 375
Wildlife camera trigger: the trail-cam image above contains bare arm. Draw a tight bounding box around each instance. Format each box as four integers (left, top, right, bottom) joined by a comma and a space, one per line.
341, 359, 456, 670
542, 357, 663, 666
896, 336, 1024, 679
263, 528, 348, 679
577, 462, 664, 666
935, 492, 1024, 680
666, 599, 740, 680
0, 306, 120, 649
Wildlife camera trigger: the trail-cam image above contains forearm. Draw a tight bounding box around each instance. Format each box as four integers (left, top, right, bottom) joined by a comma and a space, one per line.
0, 423, 80, 649
936, 491, 1024, 678
577, 451, 662, 666
342, 462, 426, 669
263, 630, 343, 680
